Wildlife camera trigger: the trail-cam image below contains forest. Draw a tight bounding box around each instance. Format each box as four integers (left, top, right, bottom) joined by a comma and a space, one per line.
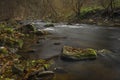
0, 0, 120, 80
0, 0, 120, 23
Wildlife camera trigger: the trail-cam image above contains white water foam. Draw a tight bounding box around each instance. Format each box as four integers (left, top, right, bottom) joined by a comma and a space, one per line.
56, 25, 84, 28
43, 28, 55, 31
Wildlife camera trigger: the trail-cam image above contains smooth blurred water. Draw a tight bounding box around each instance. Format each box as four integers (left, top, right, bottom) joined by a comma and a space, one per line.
21, 21, 120, 80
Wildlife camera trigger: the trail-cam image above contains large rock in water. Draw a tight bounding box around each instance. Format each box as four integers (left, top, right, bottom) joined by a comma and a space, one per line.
61, 46, 97, 61
44, 23, 54, 27
18, 24, 36, 34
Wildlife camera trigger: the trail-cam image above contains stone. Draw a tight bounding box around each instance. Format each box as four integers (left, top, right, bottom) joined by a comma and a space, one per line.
18, 24, 36, 34
54, 67, 66, 73
27, 71, 54, 80
53, 42, 61, 45
89, 19, 94, 22
35, 30, 50, 35
97, 49, 113, 54
61, 46, 97, 61
27, 49, 36, 53
44, 23, 54, 27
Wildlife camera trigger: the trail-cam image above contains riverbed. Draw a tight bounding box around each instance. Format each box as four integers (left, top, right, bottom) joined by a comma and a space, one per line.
21, 21, 120, 80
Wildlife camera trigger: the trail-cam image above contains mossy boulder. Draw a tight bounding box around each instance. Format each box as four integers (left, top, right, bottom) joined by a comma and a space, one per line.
19, 24, 36, 34
61, 46, 97, 61
44, 23, 54, 27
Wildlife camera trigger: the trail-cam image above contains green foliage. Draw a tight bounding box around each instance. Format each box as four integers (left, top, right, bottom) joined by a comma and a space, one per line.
80, 7, 101, 19
0, 23, 24, 49
15, 39, 23, 48
43, 64, 50, 70
5, 28, 14, 34
73, 48, 97, 58
0, 76, 14, 80
0, 24, 14, 34
0, 0, 119, 22
0, 51, 51, 80
0, 47, 8, 54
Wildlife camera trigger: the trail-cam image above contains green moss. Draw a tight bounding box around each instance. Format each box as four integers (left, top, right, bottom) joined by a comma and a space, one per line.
62, 46, 97, 60
15, 39, 23, 48
43, 64, 50, 70
0, 47, 8, 54
4, 28, 14, 34
74, 48, 97, 58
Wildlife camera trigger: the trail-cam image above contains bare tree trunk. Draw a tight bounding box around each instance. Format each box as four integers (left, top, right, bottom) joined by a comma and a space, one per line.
100, 0, 117, 20
69, 0, 86, 21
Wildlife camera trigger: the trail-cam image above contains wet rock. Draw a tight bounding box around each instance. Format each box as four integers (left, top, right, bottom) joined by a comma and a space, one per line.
97, 49, 113, 54
66, 22, 72, 25
36, 40, 40, 44
27, 49, 36, 53
44, 23, 54, 27
61, 46, 97, 61
27, 71, 54, 80
38, 37, 46, 40
89, 19, 94, 23
35, 30, 49, 35
54, 67, 66, 73
18, 24, 36, 34
37, 71, 54, 77
53, 42, 61, 45
97, 22, 103, 26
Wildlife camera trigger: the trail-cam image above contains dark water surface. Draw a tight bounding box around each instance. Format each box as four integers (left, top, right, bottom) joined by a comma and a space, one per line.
22, 21, 120, 80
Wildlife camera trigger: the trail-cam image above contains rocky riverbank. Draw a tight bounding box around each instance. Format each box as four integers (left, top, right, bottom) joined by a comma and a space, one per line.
68, 8, 120, 27
0, 21, 55, 80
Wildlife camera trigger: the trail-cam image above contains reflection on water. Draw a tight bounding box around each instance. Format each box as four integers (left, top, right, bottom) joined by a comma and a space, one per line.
21, 23, 120, 80
52, 54, 120, 80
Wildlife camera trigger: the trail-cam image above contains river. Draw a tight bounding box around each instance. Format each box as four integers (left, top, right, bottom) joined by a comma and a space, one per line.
21, 21, 120, 80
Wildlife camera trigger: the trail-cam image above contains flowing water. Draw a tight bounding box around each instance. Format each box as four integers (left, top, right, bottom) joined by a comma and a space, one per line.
22, 21, 120, 80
